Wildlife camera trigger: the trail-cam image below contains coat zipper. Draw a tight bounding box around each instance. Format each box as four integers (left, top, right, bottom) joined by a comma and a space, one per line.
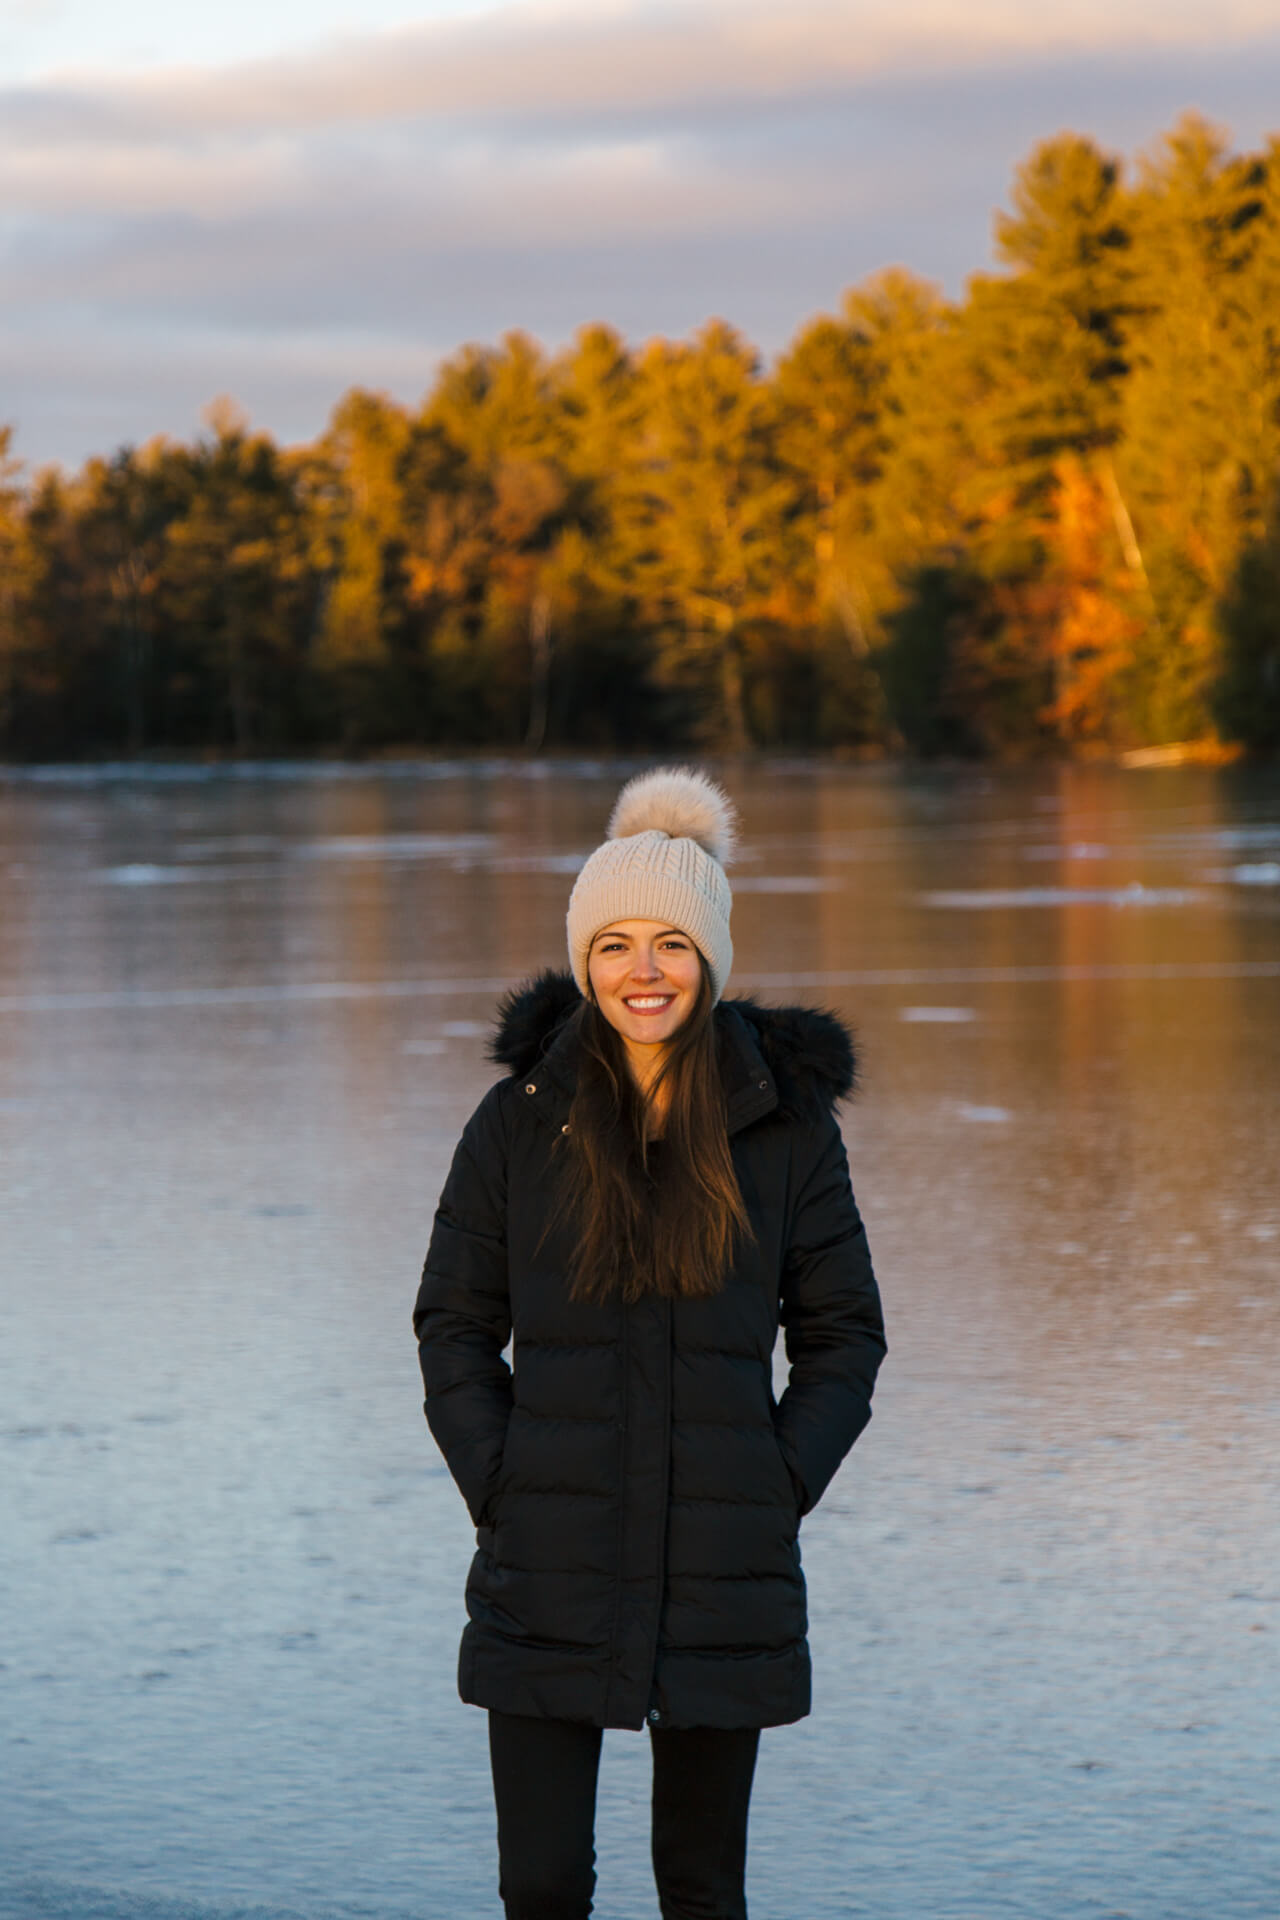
604, 1302, 630, 1722
642, 1296, 673, 1721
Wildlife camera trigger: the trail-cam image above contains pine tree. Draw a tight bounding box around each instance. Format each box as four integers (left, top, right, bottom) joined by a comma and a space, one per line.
630, 320, 790, 748
301, 389, 416, 744
412, 333, 572, 743
1119, 114, 1277, 741
158, 402, 310, 752
0, 429, 25, 751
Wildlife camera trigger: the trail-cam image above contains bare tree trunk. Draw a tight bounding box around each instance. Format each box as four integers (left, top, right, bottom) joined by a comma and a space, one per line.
1099, 453, 1167, 654
126, 614, 145, 755
0, 577, 14, 751
1098, 454, 1147, 581
525, 592, 551, 752
834, 580, 870, 656
719, 622, 749, 753
227, 615, 250, 754
116, 553, 148, 755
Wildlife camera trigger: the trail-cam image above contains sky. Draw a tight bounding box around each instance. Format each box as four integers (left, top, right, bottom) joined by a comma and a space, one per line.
2, 0, 1278, 471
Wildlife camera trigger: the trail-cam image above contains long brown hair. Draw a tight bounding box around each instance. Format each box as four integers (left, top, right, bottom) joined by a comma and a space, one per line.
557, 956, 751, 1304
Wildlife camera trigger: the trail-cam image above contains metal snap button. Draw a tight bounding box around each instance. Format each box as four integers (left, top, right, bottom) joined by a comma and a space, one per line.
648, 1708, 660, 1723
525, 1083, 537, 1094
561, 1123, 570, 1134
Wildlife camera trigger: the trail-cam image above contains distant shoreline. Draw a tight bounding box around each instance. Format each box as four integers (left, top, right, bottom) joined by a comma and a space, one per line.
0, 739, 1263, 780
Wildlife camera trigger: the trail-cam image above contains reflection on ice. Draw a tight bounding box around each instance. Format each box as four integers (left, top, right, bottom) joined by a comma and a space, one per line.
1021, 842, 1111, 860
174, 835, 285, 856
731, 875, 836, 892
481, 853, 588, 874
0, 977, 513, 1014
95, 843, 591, 882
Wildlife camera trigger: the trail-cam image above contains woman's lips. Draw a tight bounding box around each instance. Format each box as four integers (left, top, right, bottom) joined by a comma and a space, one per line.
623, 994, 676, 1014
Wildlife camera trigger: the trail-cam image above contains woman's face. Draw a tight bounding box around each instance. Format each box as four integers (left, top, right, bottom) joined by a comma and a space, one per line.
587, 919, 703, 1057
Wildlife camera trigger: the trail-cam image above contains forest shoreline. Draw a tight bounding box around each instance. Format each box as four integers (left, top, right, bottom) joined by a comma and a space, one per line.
0, 737, 1263, 777
4, 110, 1278, 767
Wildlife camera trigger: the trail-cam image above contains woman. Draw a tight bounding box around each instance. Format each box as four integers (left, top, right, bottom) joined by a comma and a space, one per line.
413, 767, 886, 1920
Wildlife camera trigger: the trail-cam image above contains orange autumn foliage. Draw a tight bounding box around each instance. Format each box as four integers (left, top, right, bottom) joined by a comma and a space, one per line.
1040, 457, 1148, 746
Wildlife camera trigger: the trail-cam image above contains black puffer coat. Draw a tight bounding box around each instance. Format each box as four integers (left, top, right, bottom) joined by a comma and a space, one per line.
413, 971, 885, 1731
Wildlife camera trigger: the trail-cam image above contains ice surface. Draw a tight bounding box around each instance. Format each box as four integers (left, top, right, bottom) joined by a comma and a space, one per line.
2, 761, 1279, 1920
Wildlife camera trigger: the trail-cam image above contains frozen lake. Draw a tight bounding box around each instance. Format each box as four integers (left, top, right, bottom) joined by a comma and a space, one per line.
2, 758, 1278, 1920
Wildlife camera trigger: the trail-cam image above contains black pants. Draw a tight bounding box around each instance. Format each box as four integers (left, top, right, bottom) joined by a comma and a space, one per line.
488, 1709, 760, 1920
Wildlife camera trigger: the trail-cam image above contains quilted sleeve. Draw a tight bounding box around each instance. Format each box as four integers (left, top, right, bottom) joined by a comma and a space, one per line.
773, 1110, 886, 1516
412, 1082, 514, 1526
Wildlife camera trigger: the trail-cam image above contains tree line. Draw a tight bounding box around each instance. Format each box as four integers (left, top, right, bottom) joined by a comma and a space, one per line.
2, 113, 1279, 761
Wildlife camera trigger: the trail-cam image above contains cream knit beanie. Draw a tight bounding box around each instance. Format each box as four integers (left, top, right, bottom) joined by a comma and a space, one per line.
566, 767, 738, 1002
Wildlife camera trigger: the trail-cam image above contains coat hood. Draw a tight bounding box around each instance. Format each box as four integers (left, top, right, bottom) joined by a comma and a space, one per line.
488, 968, 858, 1120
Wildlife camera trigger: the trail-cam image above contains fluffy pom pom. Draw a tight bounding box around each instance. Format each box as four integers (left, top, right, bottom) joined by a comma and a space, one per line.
606, 765, 738, 867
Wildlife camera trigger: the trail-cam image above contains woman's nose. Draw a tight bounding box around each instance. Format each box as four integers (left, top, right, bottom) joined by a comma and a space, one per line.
630, 949, 662, 980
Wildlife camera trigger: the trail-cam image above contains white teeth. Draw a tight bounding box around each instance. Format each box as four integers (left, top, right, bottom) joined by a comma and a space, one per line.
626, 996, 671, 1009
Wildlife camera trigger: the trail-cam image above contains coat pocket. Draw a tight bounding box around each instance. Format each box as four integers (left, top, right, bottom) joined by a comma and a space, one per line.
769, 1425, 804, 1523
478, 1417, 515, 1529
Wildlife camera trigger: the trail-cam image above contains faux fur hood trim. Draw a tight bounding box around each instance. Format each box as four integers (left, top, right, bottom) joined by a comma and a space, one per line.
488, 969, 858, 1118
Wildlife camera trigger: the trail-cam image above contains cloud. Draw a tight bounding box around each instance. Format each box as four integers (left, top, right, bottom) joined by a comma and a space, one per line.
12, 0, 1280, 139
1, 0, 63, 24
0, 134, 306, 218
4, 0, 1280, 231
0, 144, 853, 346
3, 0, 1279, 468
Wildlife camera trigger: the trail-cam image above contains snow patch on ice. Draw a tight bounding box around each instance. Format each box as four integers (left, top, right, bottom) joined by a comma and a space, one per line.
923, 885, 1201, 908
298, 834, 496, 861
99, 864, 206, 885
900, 1006, 977, 1023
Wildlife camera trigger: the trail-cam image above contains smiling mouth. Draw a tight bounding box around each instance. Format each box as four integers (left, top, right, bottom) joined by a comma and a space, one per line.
624, 994, 676, 1011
